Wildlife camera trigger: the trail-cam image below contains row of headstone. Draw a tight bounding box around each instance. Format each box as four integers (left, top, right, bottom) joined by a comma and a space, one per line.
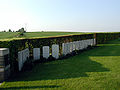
33, 44, 59, 61
18, 48, 29, 71
17, 38, 95, 71
33, 38, 95, 61
62, 39, 95, 55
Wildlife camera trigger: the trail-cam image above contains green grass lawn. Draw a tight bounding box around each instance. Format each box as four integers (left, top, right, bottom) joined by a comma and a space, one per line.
1, 39, 120, 90
0, 32, 87, 41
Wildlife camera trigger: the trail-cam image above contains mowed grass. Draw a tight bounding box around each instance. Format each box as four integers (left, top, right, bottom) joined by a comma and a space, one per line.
0, 32, 86, 41
1, 39, 120, 90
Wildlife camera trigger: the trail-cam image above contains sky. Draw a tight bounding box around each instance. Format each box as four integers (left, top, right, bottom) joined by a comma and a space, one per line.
0, 0, 120, 32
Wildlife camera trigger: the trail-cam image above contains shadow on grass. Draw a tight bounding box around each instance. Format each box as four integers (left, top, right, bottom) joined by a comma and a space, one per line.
0, 85, 61, 90
7, 54, 110, 82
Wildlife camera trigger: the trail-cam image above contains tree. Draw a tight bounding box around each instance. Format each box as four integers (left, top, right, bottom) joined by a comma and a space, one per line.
8, 29, 12, 32
17, 27, 26, 37
17, 27, 26, 33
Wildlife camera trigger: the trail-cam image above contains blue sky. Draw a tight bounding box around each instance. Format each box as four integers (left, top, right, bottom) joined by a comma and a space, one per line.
0, 0, 120, 32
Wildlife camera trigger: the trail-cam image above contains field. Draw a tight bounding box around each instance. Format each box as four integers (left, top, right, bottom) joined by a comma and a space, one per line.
0, 39, 120, 90
0, 32, 87, 41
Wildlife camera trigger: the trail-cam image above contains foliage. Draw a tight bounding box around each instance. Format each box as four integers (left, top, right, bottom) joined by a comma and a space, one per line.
96, 32, 120, 44
8, 29, 12, 32
16, 28, 26, 33
16, 28, 26, 37
1, 39, 120, 89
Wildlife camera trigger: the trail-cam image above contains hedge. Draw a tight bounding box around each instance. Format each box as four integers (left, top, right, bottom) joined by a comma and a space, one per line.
0, 34, 94, 73
0, 32, 120, 73
96, 32, 120, 44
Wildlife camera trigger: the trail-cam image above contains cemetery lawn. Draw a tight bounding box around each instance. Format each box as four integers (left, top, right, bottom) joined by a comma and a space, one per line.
1, 39, 120, 90
0, 32, 87, 41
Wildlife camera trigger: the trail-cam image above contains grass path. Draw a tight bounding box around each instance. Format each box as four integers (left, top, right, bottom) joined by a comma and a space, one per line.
0, 39, 120, 90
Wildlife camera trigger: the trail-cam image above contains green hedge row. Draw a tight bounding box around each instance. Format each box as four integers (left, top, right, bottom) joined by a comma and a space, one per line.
0, 34, 94, 73
96, 32, 120, 44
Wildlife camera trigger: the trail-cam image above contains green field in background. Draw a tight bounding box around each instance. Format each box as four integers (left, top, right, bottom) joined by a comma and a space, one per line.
0, 32, 89, 41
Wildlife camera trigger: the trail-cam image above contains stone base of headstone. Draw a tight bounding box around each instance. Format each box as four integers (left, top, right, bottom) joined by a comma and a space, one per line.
0, 48, 10, 82
0, 65, 10, 82
0, 68, 4, 82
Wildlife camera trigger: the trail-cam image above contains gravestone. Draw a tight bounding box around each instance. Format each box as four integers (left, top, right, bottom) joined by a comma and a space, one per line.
75, 41, 79, 50
78, 41, 82, 50
70, 42, 73, 52
86, 40, 89, 47
62, 43, 65, 55
89, 39, 93, 46
78, 41, 81, 50
64, 43, 68, 55
91, 39, 94, 46
18, 51, 23, 71
73, 41, 76, 51
22, 48, 29, 64
85, 40, 88, 48
94, 38, 96, 45
66, 43, 70, 54
82, 40, 85, 49
33, 48, 40, 61
89, 39, 92, 45
43, 46, 50, 59
52, 44, 59, 59
87, 39, 90, 45
18, 48, 29, 71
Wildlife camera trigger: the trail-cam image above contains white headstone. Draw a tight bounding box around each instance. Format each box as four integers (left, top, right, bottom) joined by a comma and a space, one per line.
52, 44, 59, 59
21, 50, 25, 63
18, 51, 23, 71
89, 39, 91, 45
73, 41, 76, 51
75, 41, 79, 50
70, 42, 73, 52
82, 40, 84, 49
64, 43, 68, 55
78, 41, 81, 50
94, 38, 96, 45
18, 48, 29, 71
86, 40, 89, 47
91, 39, 94, 46
79, 40, 82, 50
84, 40, 88, 48
33, 48, 40, 60
43, 46, 50, 59
62, 43, 65, 55
66, 43, 70, 54
24, 48, 29, 61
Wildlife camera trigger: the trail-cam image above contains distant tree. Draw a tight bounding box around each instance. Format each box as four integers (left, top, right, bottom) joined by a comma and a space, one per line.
17, 27, 26, 33
2, 30, 6, 32
8, 29, 12, 32
17, 27, 26, 37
